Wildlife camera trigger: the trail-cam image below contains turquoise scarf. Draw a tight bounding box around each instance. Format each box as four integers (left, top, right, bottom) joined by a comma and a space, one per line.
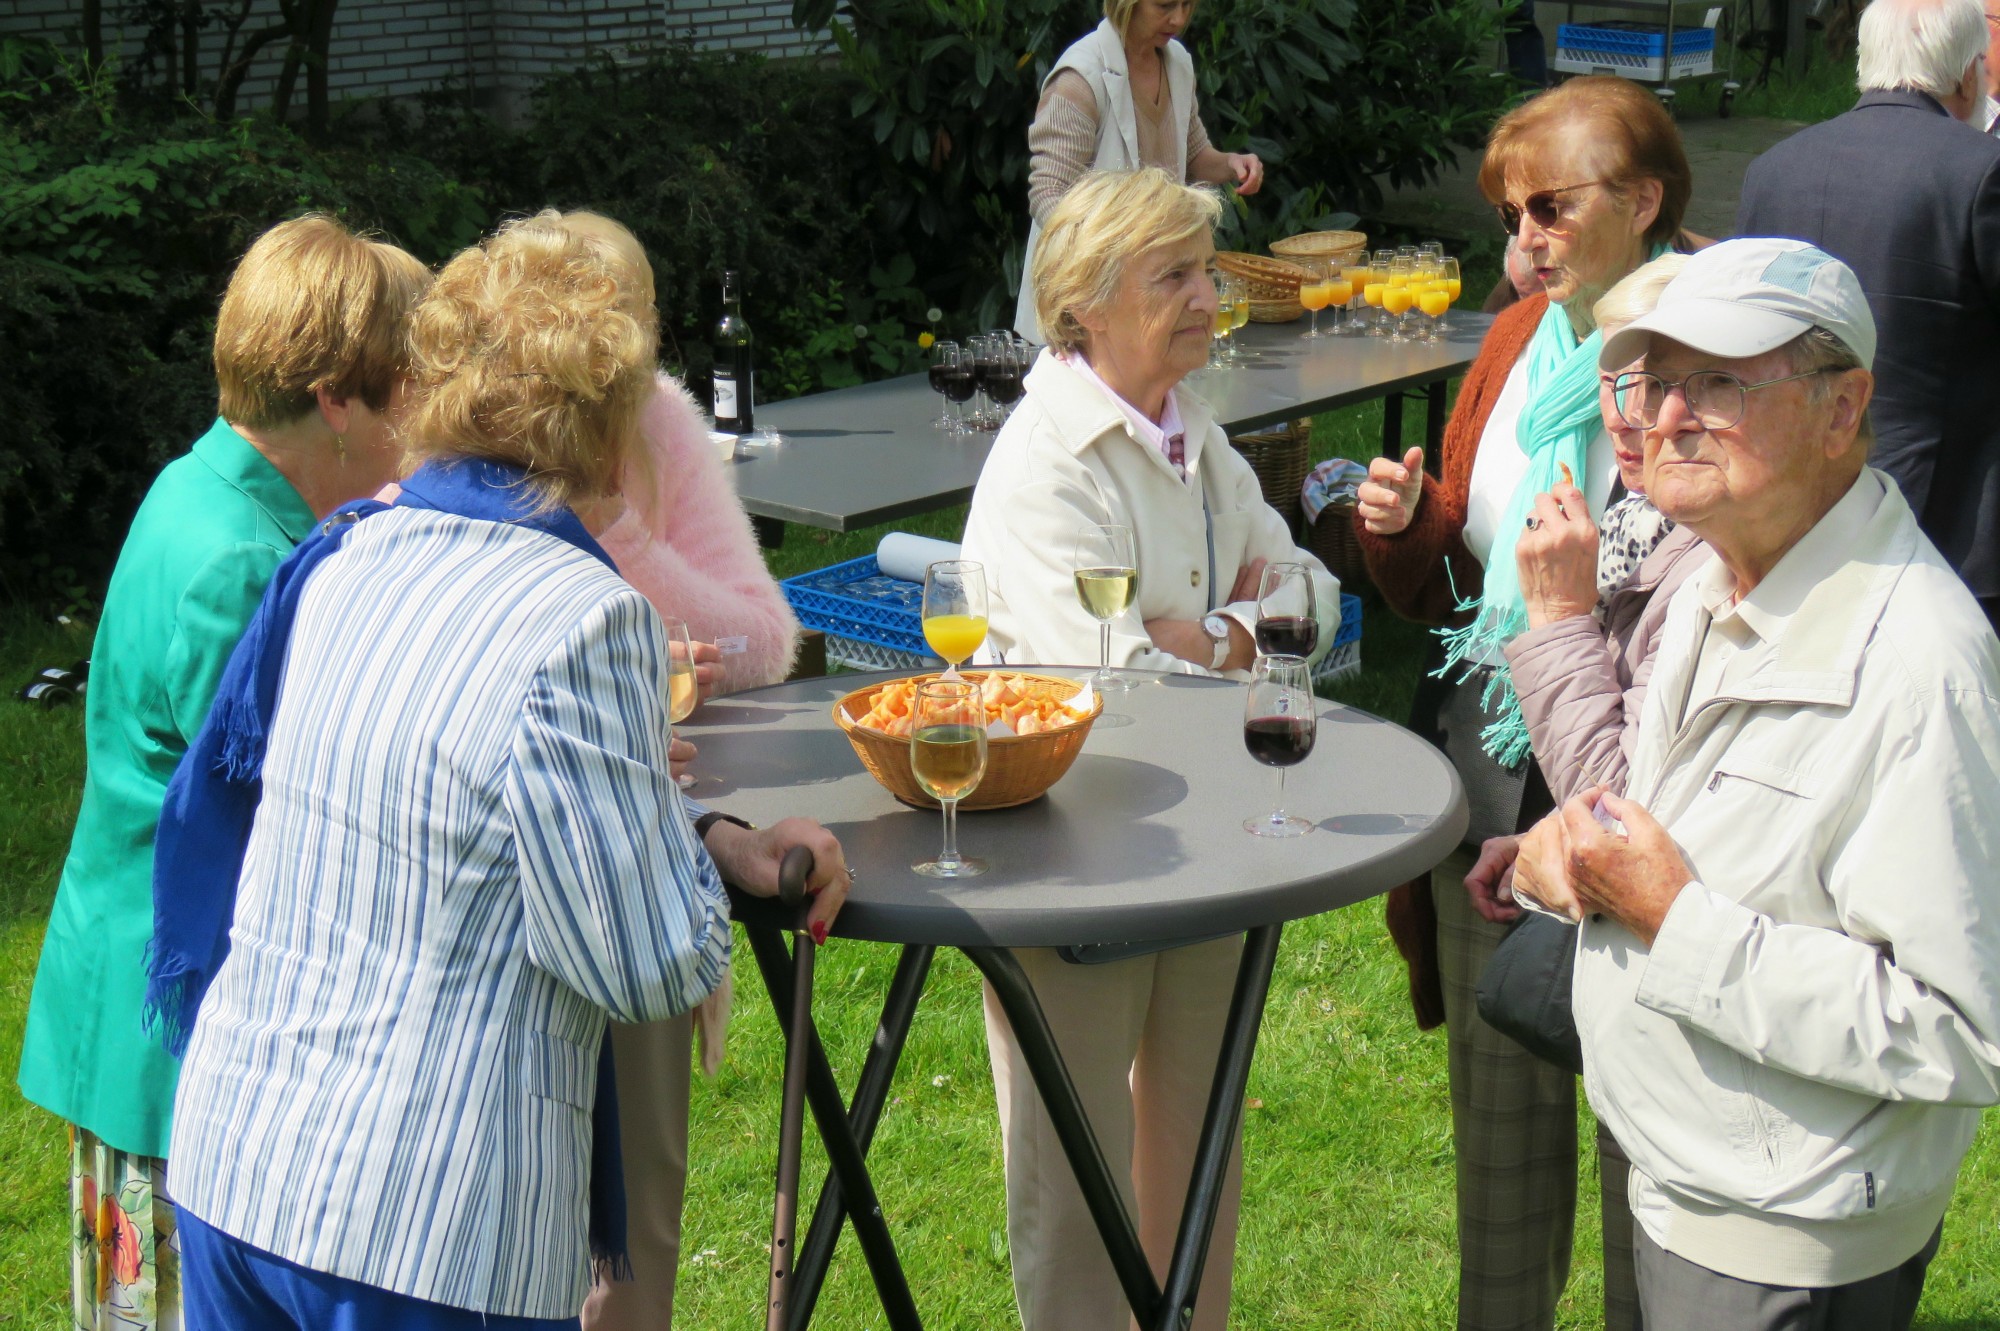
1438, 299, 1607, 767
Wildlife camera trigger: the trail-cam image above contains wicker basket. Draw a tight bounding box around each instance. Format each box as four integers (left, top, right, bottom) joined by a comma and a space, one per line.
1248, 297, 1306, 323
1215, 251, 1310, 299
1271, 230, 1369, 268
1308, 495, 1370, 591
1229, 419, 1313, 530
834, 671, 1103, 811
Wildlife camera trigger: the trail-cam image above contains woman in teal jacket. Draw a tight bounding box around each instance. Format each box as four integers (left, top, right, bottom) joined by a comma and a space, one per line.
16, 213, 429, 1331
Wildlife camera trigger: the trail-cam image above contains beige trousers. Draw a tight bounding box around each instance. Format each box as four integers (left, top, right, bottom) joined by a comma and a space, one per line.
982, 937, 1246, 1331
582, 1012, 693, 1331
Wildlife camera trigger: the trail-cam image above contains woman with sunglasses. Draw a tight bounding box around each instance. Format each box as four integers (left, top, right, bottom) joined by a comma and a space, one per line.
1351, 75, 1693, 1331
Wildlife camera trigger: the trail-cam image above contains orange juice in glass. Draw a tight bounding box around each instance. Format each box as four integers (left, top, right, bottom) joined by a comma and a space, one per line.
1298, 262, 1333, 339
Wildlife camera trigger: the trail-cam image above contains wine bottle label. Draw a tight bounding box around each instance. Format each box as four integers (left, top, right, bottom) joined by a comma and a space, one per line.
713, 372, 738, 420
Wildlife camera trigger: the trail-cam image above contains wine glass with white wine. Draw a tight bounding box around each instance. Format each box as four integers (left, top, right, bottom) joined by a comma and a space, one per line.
1073, 524, 1138, 693
663, 616, 701, 791
910, 678, 988, 878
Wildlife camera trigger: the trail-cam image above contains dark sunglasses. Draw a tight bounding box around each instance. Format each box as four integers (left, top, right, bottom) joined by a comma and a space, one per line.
1494, 180, 1611, 236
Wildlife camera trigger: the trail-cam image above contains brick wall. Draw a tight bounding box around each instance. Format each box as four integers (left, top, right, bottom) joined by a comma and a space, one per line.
3, 1, 831, 109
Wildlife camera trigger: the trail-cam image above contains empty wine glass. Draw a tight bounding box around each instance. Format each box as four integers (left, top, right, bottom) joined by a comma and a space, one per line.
1073, 523, 1139, 693
1252, 563, 1319, 660
922, 560, 988, 681
1243, 654, 1316, 838
662, 616, 701, 791
910, 678, 988, 878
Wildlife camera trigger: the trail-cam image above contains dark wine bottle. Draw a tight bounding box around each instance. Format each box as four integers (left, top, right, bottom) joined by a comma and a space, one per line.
712, 269, 754, 433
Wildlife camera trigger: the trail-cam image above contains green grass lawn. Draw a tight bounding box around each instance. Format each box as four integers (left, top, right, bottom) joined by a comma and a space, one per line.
4, 397, 1999, 1327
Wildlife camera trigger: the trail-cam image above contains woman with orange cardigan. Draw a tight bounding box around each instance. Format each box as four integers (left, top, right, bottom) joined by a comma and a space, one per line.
1352, 77, 1691, 1331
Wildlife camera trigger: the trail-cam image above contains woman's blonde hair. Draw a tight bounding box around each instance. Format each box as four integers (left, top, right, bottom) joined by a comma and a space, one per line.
1033, 167, 1221, 355
401, 211, 661, 509
1592, 251, 1690, 338
1103, 0, 1195, 37
213, 214, 431, 430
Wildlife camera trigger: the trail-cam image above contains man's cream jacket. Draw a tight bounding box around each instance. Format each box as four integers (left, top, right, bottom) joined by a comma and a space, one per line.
1578, 470, 2000, 1285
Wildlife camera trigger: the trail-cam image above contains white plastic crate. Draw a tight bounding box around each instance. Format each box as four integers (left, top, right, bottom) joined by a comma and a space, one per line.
1312, 638, 1362, 684
824, 634, 940, 673
1553, 47, 1714, 81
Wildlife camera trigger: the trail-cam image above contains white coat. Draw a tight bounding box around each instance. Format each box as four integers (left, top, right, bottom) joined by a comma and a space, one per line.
960, 350, 1338, 679
1574, 470, 2000, 1286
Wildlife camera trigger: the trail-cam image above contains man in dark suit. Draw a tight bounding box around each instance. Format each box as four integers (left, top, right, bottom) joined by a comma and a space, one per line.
1738, 0, 2000, 631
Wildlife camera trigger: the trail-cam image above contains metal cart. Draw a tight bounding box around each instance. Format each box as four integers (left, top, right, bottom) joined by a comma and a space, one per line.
1555, 0, 1744, 116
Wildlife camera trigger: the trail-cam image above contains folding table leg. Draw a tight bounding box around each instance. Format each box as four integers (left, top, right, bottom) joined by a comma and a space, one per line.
960, 946, 1164, 1324
790, 945, 935, 1327
1153, 924, 1283, 1331
751, 515, 787, 549
1380, 391, 1405, 457
744, 922, 925, 1331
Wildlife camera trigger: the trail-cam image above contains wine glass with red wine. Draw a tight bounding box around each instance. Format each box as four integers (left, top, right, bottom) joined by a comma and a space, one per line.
985, 341, 1025, 421
940, 344, 978, 434
1243, 654, 1316, 837
1253, 561, 1319, 659
929, 340, 961, 430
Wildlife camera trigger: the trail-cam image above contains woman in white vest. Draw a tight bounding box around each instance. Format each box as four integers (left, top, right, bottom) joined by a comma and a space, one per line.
1014, 0, 1263, 340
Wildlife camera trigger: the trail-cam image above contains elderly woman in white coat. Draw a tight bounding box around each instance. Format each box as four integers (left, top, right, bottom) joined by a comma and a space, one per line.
962, 167, 1336, 1331
1014, 0, 1262, 339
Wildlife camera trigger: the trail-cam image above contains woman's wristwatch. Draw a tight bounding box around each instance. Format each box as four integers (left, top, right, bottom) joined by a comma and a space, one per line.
1202, 614, 1233, 670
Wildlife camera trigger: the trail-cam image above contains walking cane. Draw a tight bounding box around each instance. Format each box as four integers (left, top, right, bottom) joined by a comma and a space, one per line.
766, 843, 817, 1331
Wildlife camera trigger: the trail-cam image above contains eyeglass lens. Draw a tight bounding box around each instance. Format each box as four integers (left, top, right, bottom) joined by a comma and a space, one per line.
1615, 371, 1749, 430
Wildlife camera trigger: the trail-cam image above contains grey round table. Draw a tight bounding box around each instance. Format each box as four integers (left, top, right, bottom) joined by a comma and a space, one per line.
694, 667, 1466, 1331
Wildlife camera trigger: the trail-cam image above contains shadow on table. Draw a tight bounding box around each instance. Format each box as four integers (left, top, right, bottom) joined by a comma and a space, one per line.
689, 700, 817, 729
693, 726, 861, 797
1318, 812, 1442, 836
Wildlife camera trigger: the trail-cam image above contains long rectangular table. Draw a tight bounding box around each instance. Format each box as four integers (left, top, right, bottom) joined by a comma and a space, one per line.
735, 314, 1493, 543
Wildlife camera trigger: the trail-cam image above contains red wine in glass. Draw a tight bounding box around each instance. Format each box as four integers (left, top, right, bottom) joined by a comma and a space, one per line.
942, 369, 978, 403
928, 363, 955, 394
986, 367, 1023, 405
1244, 715, 1315, 767
1254, 615, 1318, 658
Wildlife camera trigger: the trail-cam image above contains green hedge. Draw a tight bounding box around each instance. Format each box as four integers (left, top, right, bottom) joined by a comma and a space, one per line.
1, 0, 1510, 599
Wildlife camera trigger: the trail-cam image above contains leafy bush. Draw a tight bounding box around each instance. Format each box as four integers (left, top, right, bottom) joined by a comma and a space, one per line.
0, 37, 488, 597
797, 0, 1512, 310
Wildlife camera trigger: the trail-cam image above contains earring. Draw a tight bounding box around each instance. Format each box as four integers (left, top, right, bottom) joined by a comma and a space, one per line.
333, 432, 347, 460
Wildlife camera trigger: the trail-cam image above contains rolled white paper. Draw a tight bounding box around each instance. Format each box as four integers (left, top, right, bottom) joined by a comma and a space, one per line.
876, 532, 965, 585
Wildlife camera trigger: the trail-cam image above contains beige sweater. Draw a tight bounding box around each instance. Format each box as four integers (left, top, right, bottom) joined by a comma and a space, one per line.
1027, 68, 1212, 226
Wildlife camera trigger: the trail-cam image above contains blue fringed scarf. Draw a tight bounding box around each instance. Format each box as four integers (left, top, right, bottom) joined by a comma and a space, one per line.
1435, 301, 1611, 767
146, 456, 632, 1279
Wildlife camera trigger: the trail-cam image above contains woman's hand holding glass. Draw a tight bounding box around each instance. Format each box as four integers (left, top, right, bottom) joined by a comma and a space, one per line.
910, 679, 987, 879
922, 560, 988, 681
662, 618, 711, 790
1357, 446, 1426, 535
1516, 476, 1598, 629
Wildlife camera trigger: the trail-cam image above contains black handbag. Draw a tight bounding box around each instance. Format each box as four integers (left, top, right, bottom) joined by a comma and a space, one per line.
1475, 910, 1583, 1075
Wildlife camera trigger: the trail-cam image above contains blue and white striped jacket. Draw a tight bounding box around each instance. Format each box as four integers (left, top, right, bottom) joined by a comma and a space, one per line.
168, 507, 731, 1318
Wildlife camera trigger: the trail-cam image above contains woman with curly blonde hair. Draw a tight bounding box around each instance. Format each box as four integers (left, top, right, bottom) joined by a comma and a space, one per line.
153, 215, 851, 1329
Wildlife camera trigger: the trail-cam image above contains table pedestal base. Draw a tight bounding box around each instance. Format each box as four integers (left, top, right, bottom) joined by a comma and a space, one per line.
737, 911, 1283, 1331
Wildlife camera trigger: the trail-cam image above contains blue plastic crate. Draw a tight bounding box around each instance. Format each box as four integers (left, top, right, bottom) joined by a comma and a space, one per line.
1556, 21, 1714, 56
782, 555, 933, 661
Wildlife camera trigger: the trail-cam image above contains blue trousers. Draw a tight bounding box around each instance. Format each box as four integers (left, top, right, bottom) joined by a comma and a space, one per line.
179, 1207, 580, 1331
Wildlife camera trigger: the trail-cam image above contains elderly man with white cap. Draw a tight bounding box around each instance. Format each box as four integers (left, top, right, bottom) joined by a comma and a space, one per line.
1510, 237, 2000, 1328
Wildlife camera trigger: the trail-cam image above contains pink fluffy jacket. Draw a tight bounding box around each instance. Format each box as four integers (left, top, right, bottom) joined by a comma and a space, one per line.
594, 373, 801, 693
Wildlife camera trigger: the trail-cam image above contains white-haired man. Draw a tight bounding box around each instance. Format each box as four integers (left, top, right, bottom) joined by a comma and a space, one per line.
1512, 239, 2000, 1328
1737, 0, 2000, 634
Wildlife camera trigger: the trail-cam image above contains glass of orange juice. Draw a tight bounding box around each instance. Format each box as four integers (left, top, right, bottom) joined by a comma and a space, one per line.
1383, 259, 1417, 342
1298, 259, 1333, 340
1326, 267, 1356, 335
1440, 257, 1463, 331
1418, 284, 1451, 342
923, 560, 988, 681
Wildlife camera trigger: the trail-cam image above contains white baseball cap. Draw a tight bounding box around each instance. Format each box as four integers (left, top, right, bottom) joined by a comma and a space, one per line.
1599, 237, 1876, 373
